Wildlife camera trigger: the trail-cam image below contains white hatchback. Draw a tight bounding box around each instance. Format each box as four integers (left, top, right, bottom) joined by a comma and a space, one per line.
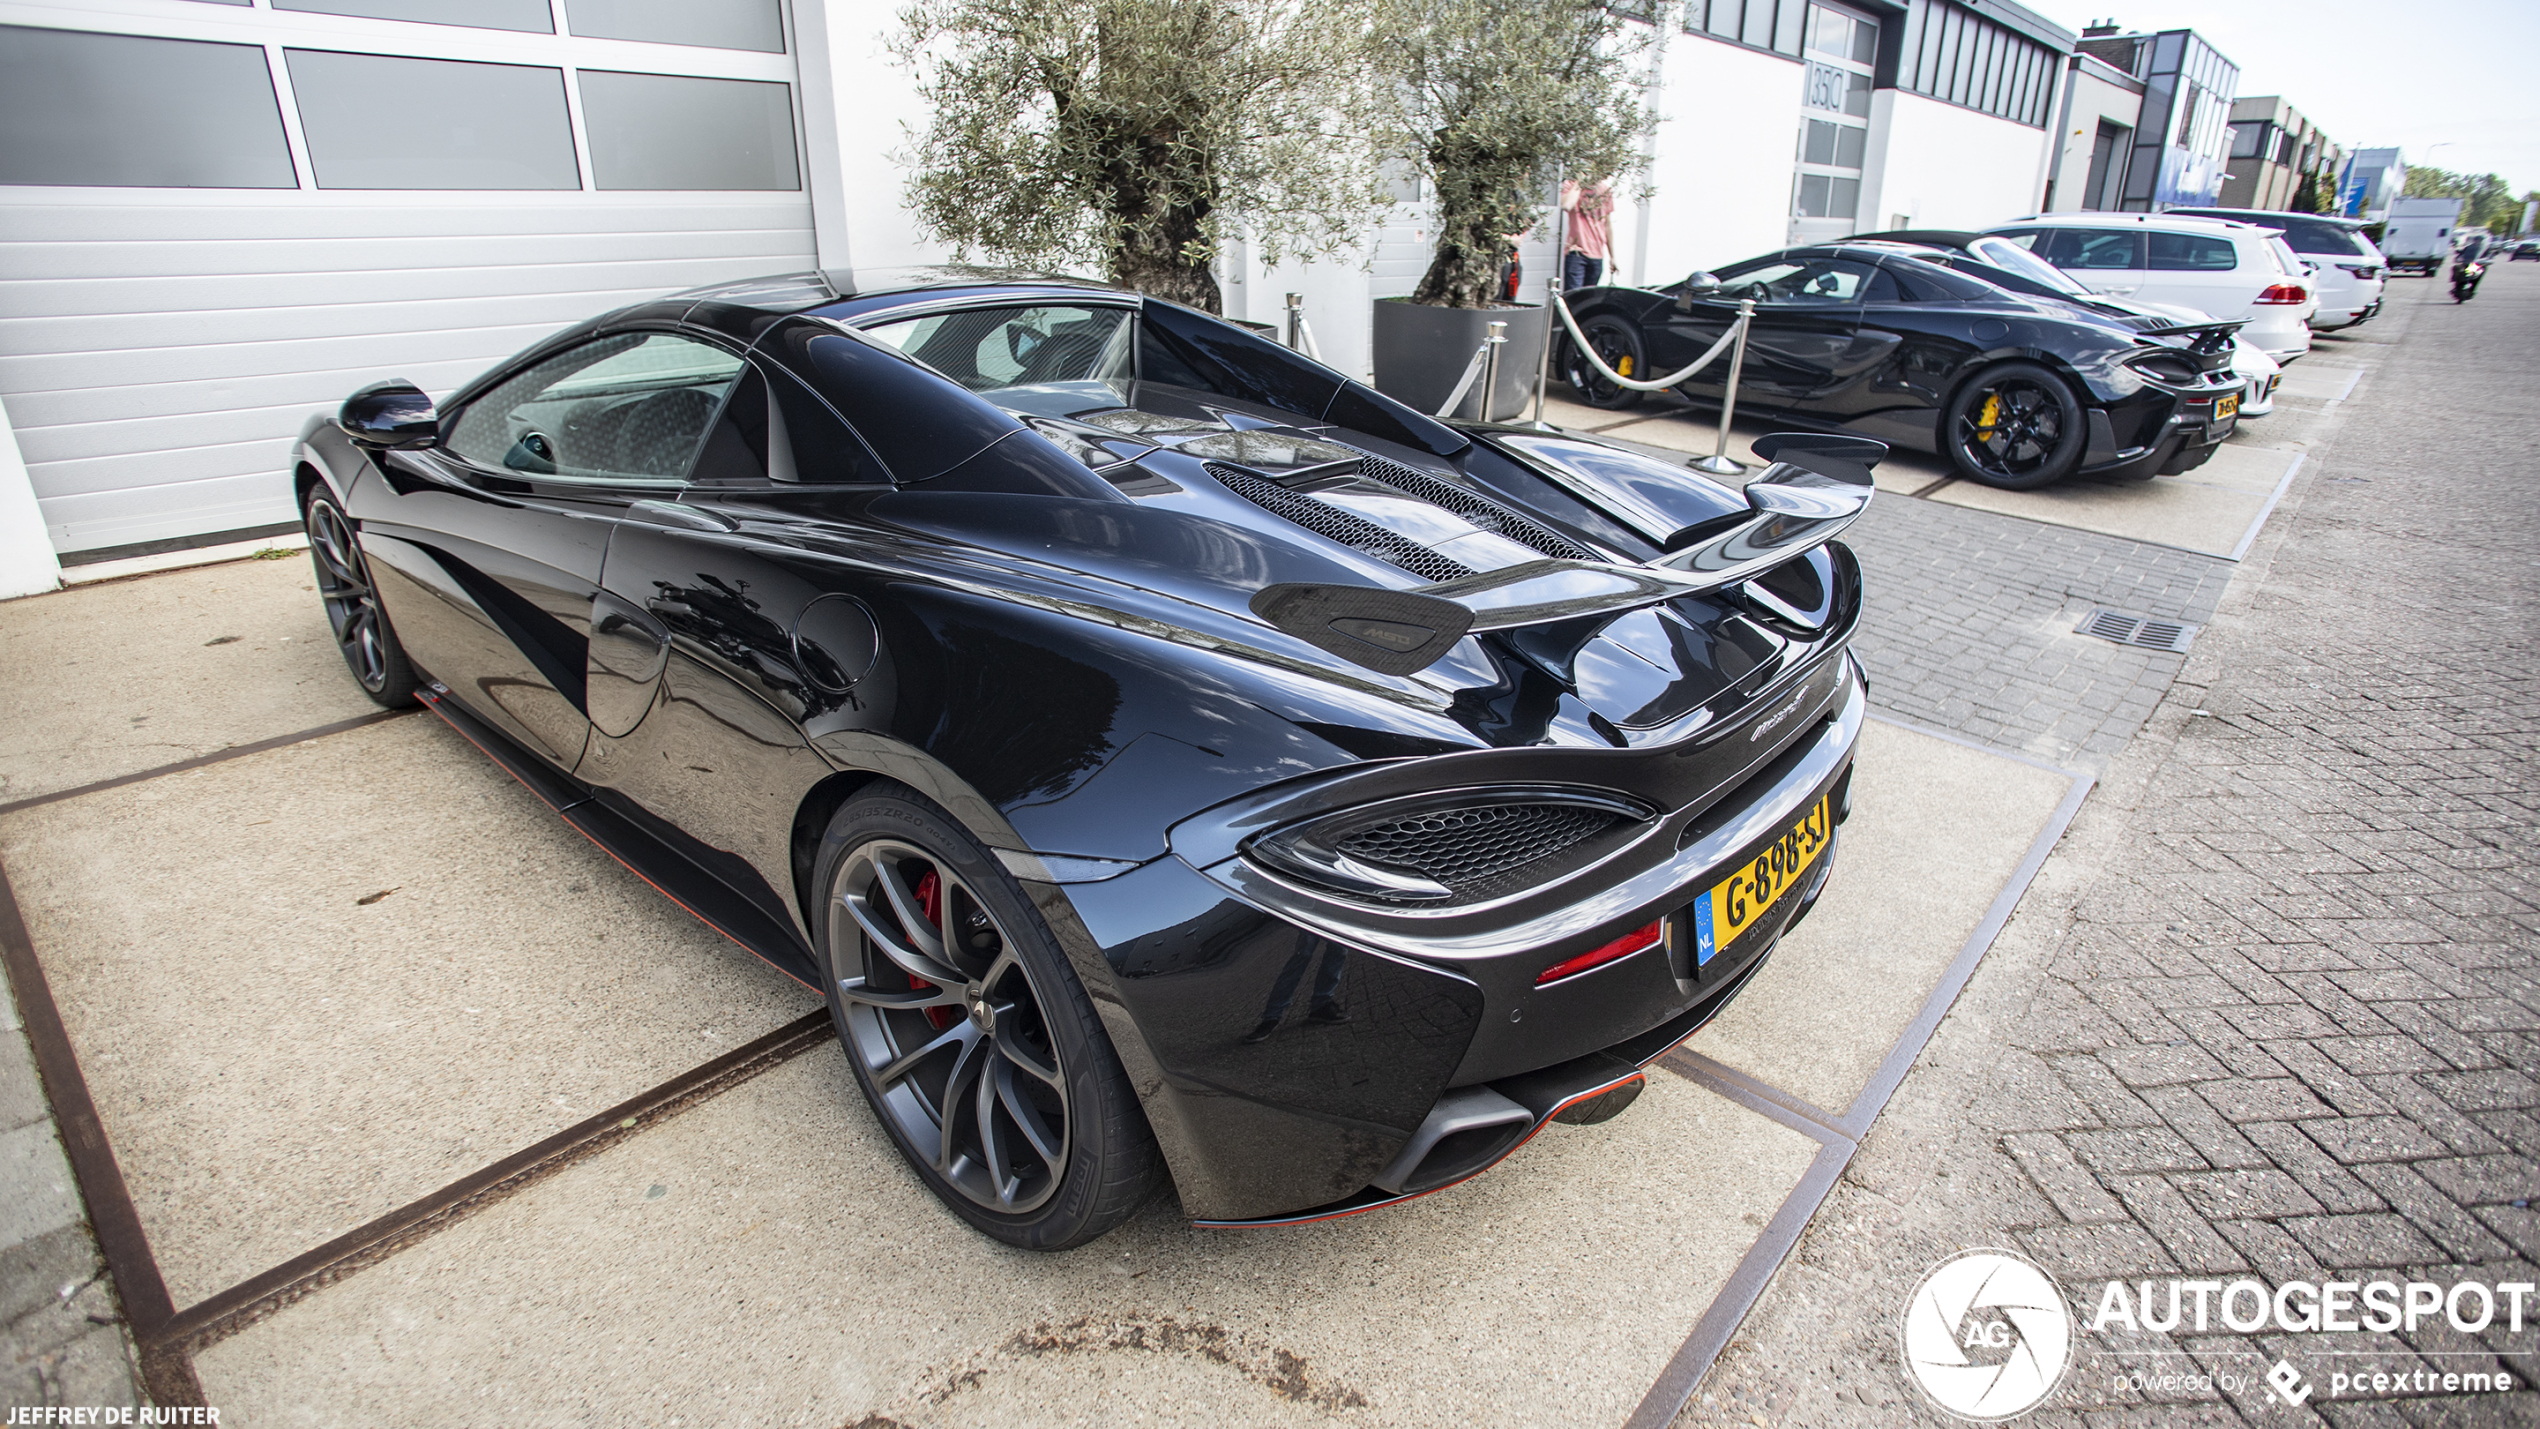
1981, 214, 2314, 364
2168, 208, 2387, 330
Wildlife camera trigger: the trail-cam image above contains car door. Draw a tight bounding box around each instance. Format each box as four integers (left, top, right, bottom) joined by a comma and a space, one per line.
354, 329, 749, 771
1659, 255, 1877, 406
576, 353, 894, 937
2007, 227, 2148, 299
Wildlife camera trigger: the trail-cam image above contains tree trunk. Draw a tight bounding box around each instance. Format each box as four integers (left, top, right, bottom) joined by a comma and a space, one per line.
1111, 244, 1222, 313
1414, 210, 1508, 310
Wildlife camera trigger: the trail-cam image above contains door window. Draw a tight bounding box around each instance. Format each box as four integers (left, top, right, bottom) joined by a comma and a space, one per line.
1719, 257, 1881, 304
861, 304, 1134, 393
2035, 229, 2146, 270
2147, 231, 2239, 271
446, 332, 746, 481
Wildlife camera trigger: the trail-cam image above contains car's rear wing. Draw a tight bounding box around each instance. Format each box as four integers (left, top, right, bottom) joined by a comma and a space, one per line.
1249, 435, 1875, 676
2137, 317, 2246, 354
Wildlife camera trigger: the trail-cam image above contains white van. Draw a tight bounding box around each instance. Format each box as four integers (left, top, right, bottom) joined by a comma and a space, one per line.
1981, 213, 2313, 364
2381, 197, 2464, 276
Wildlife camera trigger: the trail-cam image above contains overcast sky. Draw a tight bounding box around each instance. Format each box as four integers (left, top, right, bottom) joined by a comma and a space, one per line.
2028, 0, 2538, 193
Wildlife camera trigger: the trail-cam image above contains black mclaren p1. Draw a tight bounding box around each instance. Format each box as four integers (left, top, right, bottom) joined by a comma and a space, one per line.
1560, 243, 2246, 489
294, 268, 1873, 1249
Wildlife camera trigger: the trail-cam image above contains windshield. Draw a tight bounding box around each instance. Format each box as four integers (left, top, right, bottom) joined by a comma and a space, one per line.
1966, 235, 2091, 295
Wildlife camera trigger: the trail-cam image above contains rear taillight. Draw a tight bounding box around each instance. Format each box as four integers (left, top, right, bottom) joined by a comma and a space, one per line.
1536, 921, 1662, 986
2254, 283, 2307, 305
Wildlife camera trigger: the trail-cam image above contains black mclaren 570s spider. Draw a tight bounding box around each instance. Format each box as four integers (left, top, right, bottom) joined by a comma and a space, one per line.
1559, 243, 2246, 489
294, 268, 1874, 1249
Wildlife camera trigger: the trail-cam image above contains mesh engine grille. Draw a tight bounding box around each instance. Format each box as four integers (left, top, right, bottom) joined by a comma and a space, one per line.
1350, 452, 1602, 563
1337, 803, 1620, 896
1205, 462, 1475, 583
2078, 607, 2198, 653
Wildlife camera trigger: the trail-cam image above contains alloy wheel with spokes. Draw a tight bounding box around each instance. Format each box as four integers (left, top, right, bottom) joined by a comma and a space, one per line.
1566, 316, 1646, 410
815, 786, 1161, 1249
832, 837, 1072, 1215
304, 491, 419, 705
1943, 362, 2086, 490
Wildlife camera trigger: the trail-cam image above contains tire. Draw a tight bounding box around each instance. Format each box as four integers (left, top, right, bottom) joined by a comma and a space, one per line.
1941, 362, 2088, 491
813, 784, 1161, 1250
1563, 315, 1646, 411
302, 487, 421, 707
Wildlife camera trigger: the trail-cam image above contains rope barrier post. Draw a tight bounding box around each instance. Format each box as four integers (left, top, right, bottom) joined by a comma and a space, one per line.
1528, 276, 1560, 430
1689, 298, 1756, 477
1284, 293, 1304, 352
1480, 320, 1507, 422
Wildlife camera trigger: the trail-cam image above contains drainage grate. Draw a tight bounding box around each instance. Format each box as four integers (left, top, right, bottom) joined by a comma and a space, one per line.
2078, 607, 2198, 652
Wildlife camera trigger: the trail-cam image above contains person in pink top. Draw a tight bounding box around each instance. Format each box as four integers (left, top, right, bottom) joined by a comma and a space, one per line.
1561, 178, 1614, 291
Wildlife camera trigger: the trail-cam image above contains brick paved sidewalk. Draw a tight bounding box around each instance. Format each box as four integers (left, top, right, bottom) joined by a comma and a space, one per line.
1678, 276, 2537, 1425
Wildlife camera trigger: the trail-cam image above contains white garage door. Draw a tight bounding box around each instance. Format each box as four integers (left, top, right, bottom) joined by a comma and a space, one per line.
0, 0, 817, 558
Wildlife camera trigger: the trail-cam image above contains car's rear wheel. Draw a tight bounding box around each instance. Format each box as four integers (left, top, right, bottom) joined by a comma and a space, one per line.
1943, 362, 2087, 490
303, 488, 420, 706
815, 785, 1161, 1250
1564, 315, 1646, 410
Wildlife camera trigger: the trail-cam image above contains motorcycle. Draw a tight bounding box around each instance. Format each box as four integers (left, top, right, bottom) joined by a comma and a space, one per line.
2451, 256, 2485, 302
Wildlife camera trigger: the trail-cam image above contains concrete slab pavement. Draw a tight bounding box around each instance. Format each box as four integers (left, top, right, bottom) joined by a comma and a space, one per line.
193, 1048, 1823, 1429
0, 553, 377, 804
0, 713, 811, 1304
1693, 719, 2077, 1116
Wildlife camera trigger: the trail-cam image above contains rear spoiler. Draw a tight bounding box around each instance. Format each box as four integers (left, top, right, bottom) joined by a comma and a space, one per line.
2138, 317, 2246, 354
1250, 433, 1876, 676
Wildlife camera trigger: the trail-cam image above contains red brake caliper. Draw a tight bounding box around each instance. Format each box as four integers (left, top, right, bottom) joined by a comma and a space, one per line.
910, 869, 959, 1030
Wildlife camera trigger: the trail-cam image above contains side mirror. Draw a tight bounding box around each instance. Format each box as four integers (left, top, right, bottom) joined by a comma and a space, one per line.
1676, 273, 1722, 312
336, 381, 439, 449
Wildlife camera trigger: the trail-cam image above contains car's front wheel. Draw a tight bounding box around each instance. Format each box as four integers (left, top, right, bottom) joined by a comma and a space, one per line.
303, 488, 421, 706
1942, 362, 2087, 490
1564, 315, 1646, 410
814, 784, 1162, 1250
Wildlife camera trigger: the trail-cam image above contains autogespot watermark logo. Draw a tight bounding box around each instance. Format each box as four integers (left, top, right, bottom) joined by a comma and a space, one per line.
1901, 1249, 2074, 1421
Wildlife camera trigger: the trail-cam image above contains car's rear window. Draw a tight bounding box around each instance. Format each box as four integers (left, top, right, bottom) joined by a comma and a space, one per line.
862, 304, 1134, 393
2177, 211, 2377, 258
2148, 231, 2239, 271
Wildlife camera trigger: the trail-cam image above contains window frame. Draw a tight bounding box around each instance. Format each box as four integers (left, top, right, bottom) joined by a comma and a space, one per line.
440, 325, 755, 490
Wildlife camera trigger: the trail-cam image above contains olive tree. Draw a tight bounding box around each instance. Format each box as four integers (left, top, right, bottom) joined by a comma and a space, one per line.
1377, 0, 1659, 309
895, 0, 1383, 313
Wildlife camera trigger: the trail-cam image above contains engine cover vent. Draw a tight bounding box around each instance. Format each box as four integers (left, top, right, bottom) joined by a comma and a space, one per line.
1205, 462, 1475, 584
2078, 607, 2198, 653
1350, 453, 1602, 563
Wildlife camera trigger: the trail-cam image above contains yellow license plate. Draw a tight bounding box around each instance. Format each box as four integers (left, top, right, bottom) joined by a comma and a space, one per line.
2217, 393, 2240, 419
1691, 796, 1831, 967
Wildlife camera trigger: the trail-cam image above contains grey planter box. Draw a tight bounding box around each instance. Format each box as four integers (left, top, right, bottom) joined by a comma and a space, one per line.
1371, 298, 1550, 423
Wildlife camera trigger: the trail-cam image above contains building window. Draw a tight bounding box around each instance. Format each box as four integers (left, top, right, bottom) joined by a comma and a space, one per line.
1895, 0, 2056, 128
0, 26, 297, 189
565, 0, 787, 55
273, 1, 555, 34
579, 71, 799, 190
1685, 0, 1812, 61
286, 50, 581, 190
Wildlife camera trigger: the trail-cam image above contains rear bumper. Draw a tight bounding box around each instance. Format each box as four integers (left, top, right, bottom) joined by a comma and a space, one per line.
1055, 653, 1869, 1222
1194, 826, 1843, 1227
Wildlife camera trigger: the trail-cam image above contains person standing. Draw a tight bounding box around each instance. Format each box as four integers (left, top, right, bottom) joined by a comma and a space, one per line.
1561, 178, 1615, 291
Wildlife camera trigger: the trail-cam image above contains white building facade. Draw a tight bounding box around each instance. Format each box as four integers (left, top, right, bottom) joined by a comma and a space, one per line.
0, 0, 2085, 596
